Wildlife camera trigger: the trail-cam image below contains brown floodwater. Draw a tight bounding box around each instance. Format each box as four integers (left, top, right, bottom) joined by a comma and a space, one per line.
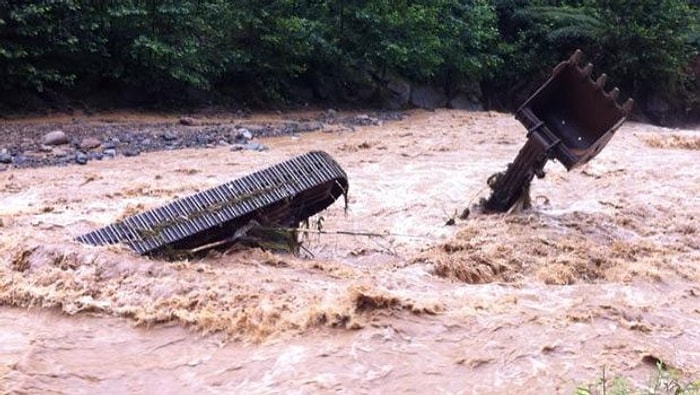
1, 110, 698, 393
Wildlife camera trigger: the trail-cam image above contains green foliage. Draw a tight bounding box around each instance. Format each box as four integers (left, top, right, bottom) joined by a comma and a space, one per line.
342, 0, 498, 81
0, 1, 83, 91
101, 1, 232, 94
575, 364, 700, 395
217, 1, 335, 101
524, 1, 698, 95
0, 0, 697, 120
485, 0, 698, 119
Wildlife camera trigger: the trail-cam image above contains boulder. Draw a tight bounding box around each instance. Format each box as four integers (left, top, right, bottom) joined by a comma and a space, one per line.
230, 143, 268, 152
123, 148, 140, 157
382, 76, 411, 110
79, 137, 102, 150
448, 94, 483, 111
234, 128, 253, 142
447, 81, 484, 111
0, 152, 12, 164
237, 124, 267, 135
295, 121, 324, 133
410, 85, 448, 110
75, 152, 88, 165
162, 131, 177, 141
179, 117, 201, 126
42, 130, 69, 146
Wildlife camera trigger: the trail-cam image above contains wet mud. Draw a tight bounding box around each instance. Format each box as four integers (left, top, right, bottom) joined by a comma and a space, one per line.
1, 110, 698, 393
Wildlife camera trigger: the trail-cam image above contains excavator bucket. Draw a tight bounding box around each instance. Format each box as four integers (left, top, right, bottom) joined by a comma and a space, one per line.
484, 49, 634, 212
516, 49, 634, 170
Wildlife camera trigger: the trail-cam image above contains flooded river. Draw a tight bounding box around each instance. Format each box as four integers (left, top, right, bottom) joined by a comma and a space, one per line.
1, 110, 698, 393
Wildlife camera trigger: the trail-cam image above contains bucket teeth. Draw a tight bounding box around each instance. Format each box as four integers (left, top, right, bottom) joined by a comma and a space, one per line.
581, 63, 593, 77
622, 98, 635, 113
596, 74, 607, 89
76, 151, 349, 256
609, 87, 620, 101
569, 49, 583, 65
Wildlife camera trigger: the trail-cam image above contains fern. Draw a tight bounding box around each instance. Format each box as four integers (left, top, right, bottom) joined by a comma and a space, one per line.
521, 6, 603, 46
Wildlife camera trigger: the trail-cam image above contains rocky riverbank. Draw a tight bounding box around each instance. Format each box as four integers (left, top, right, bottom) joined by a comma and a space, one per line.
0, 110, 403, 170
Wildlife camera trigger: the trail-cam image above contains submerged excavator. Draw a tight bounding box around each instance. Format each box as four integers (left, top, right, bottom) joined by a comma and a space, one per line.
76, 49, 633, 256
483, 49, 634, 212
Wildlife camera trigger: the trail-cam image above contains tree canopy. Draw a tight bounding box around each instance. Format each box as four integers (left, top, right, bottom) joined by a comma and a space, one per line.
1, 0, 698, 123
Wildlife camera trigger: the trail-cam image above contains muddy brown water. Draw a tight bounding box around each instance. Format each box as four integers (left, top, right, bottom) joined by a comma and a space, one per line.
1, 110, 699, 393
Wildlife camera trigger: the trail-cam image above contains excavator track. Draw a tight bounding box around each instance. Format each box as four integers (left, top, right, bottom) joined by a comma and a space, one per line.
76, 151, 348, 256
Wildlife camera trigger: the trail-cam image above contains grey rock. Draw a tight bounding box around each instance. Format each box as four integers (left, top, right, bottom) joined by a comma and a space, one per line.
162, 131, 177, 141
236, 124, 266, 135
124, 148, 140, 157
283, 122, 300, 134
103, 148, 117, 157
141, 138, 152, 146
42, 130, 69, 146
349, 114, 380, 126
236, 128, 253, 140
410, 85, 448, 110
383, 76, 412, 110
179, 117, 200, 126
338, 70, 376, 102
232, 130, 252, 145
13, 155, 27, 165
231, 143, 268, 152
102, 140, 117, 149
246, 143, 268, 152
448, 94, 483, 111
75, 152, 88, 165
0, 153, 12, 164
196, 135, 211, 145
296, 121, 324, 133
448, 82, 483, 111
52, 148, 70, 157
79, 137, 102, 150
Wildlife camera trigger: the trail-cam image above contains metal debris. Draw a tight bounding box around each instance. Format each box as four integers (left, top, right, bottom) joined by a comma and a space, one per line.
76, 151, 348, 257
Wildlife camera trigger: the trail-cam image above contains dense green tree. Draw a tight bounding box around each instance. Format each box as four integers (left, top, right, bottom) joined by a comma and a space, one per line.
0, 0, 697, 122
0, 1, 85, 92
527, 1, 697, 99
91, 1, 233, 97
486, 0, 699, 120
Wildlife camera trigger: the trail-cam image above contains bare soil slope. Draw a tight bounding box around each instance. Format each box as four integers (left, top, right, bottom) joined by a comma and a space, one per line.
1, 110, 698, 393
